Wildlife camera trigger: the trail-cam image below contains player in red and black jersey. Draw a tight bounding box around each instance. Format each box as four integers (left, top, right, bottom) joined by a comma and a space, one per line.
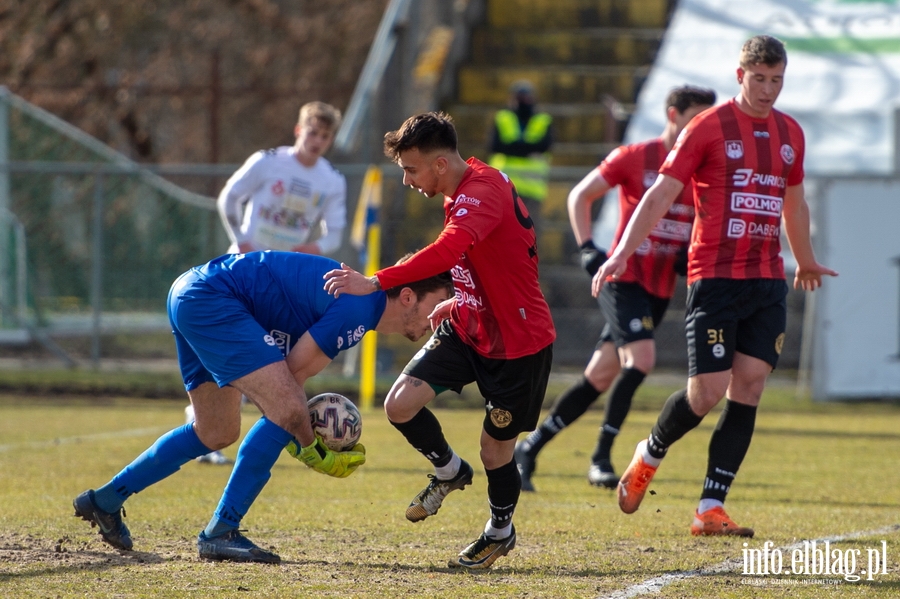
514, 86, 715, 493
324, 112, 555, 569
596, 35, 837, 536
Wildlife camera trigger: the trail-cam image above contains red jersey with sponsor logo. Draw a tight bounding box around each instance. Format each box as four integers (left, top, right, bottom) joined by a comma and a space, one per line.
600, 138, 694, 299
661, 98, 805, 284
376, 157, 555, 359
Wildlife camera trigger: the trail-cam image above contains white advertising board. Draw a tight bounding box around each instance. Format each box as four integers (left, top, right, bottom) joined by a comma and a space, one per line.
595, 1, 900, 400
598, 0, 900, 250
627, 0, 900, 175
811, 178, 900, 400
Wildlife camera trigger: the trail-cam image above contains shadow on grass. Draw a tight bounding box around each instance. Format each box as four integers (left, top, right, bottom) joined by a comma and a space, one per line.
0, 548, 166, 581
270, 462, 432, 476
644, 488, 900, 509
347, 558, 645, 578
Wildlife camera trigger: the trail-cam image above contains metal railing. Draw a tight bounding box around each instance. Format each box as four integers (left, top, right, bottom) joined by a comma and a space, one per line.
335, 0, 413, 155
0, 208, 27, 329
0, 159, 397, 366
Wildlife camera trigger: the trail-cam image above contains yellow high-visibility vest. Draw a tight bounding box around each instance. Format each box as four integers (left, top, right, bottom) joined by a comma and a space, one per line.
489, 109, 552, 201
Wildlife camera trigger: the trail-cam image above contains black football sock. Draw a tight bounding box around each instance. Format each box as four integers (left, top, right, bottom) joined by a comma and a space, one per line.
592, 367, 645, 463
701, 400, 757, 502
520, 376, 601, 457
390, 407, 453, 468
647, 388, 704, 460
486, 459, 520, 533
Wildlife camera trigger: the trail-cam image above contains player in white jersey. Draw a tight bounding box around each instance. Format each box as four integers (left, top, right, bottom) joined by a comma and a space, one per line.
218, 101, 347, 255
188, 102, 347, 464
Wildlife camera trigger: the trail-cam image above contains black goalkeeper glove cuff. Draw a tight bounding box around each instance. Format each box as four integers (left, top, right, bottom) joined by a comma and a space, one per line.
579, 240, 608, 277
673, 247, 688, 276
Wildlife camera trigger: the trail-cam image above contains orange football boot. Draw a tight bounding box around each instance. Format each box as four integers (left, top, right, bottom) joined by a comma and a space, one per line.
617, 440, 658, 514
690, 506, 755, 537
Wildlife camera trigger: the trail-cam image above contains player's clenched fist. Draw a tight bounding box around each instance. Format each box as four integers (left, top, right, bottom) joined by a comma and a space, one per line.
286, 436, 367, 478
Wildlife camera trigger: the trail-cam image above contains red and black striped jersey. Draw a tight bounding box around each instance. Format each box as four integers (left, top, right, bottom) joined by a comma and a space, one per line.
377, 158, 556, 359
443, 158, 556, 358
599, 138, 693, 299
661, 98, 805, 284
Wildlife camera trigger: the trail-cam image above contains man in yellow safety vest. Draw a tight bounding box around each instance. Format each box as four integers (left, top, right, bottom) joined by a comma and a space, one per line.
488, 80, 553, 236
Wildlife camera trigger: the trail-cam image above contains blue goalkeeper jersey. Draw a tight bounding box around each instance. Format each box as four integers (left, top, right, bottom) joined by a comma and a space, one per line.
180, 251, 385, 360
168, 251, 386, 389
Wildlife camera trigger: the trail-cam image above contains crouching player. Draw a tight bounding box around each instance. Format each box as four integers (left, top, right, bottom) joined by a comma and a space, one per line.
74, 251, 451, 563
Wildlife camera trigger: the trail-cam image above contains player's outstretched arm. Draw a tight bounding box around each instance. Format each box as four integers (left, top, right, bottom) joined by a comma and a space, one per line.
782, 184, 838, 291
323, 263, 380, 297
592, 175, 683, 297
793, 263, 839, 291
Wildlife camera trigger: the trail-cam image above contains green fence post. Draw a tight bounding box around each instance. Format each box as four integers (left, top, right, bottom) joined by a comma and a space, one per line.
91, 173, 104, 368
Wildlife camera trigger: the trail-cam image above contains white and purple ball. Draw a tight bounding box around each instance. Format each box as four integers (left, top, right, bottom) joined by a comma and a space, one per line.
307, 393, 362, 451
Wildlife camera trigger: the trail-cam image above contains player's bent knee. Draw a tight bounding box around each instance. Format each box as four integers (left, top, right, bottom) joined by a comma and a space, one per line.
383, 393, 412, 424
687, 385, 727, 416
197, 424, 241, 450
688, 396, 720, 417
584, 371, 613, 391
584, 359, 620, 390
727, 383, 765, 407
384, 376, 433, 423
629, 357, 655, 373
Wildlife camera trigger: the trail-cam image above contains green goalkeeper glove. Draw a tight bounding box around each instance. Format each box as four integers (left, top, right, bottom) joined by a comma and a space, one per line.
285, 436, 366, 478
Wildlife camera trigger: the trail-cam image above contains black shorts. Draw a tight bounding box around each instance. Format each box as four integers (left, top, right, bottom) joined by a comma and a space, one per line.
402, 319, 553, 441
597, 282, 670, 349
684, 278, 787, 377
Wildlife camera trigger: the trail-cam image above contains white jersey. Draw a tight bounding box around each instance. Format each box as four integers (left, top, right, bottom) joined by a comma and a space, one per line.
217, 147, 347, 254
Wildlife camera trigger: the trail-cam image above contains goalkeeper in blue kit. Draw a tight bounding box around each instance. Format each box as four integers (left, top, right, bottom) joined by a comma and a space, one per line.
73, 251, 451, 564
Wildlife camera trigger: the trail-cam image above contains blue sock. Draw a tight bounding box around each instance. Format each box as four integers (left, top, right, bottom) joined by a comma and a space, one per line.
203, 417, 292, 538
93, 423, 211, 513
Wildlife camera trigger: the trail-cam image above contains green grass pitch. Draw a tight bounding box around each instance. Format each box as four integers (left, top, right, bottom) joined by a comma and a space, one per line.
0, 387, 898, 598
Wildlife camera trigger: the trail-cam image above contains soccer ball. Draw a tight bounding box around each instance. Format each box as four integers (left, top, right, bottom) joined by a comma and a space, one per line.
307, 393, 362, 452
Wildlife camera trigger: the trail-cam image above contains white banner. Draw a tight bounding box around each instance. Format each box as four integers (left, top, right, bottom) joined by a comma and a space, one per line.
627, 0, 900, 175
594, 1, 900, 399
811, 177, 900, 400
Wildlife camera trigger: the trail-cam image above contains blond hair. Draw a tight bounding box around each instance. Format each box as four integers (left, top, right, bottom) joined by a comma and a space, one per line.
298, 101, 342, 131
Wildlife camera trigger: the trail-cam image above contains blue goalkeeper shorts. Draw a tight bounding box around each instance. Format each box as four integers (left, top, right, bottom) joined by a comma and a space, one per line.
167, 270, 285, 391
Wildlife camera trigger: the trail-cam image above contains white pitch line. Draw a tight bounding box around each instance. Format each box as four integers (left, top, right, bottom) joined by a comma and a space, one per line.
0, 426, 169, 453
598, 525, 900, 599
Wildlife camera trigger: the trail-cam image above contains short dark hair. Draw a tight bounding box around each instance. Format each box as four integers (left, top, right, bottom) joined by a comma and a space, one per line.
383, 112, 458, 161
666, 86, 717, 114
740, 35, 787, 69
383, 252, 453, 300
